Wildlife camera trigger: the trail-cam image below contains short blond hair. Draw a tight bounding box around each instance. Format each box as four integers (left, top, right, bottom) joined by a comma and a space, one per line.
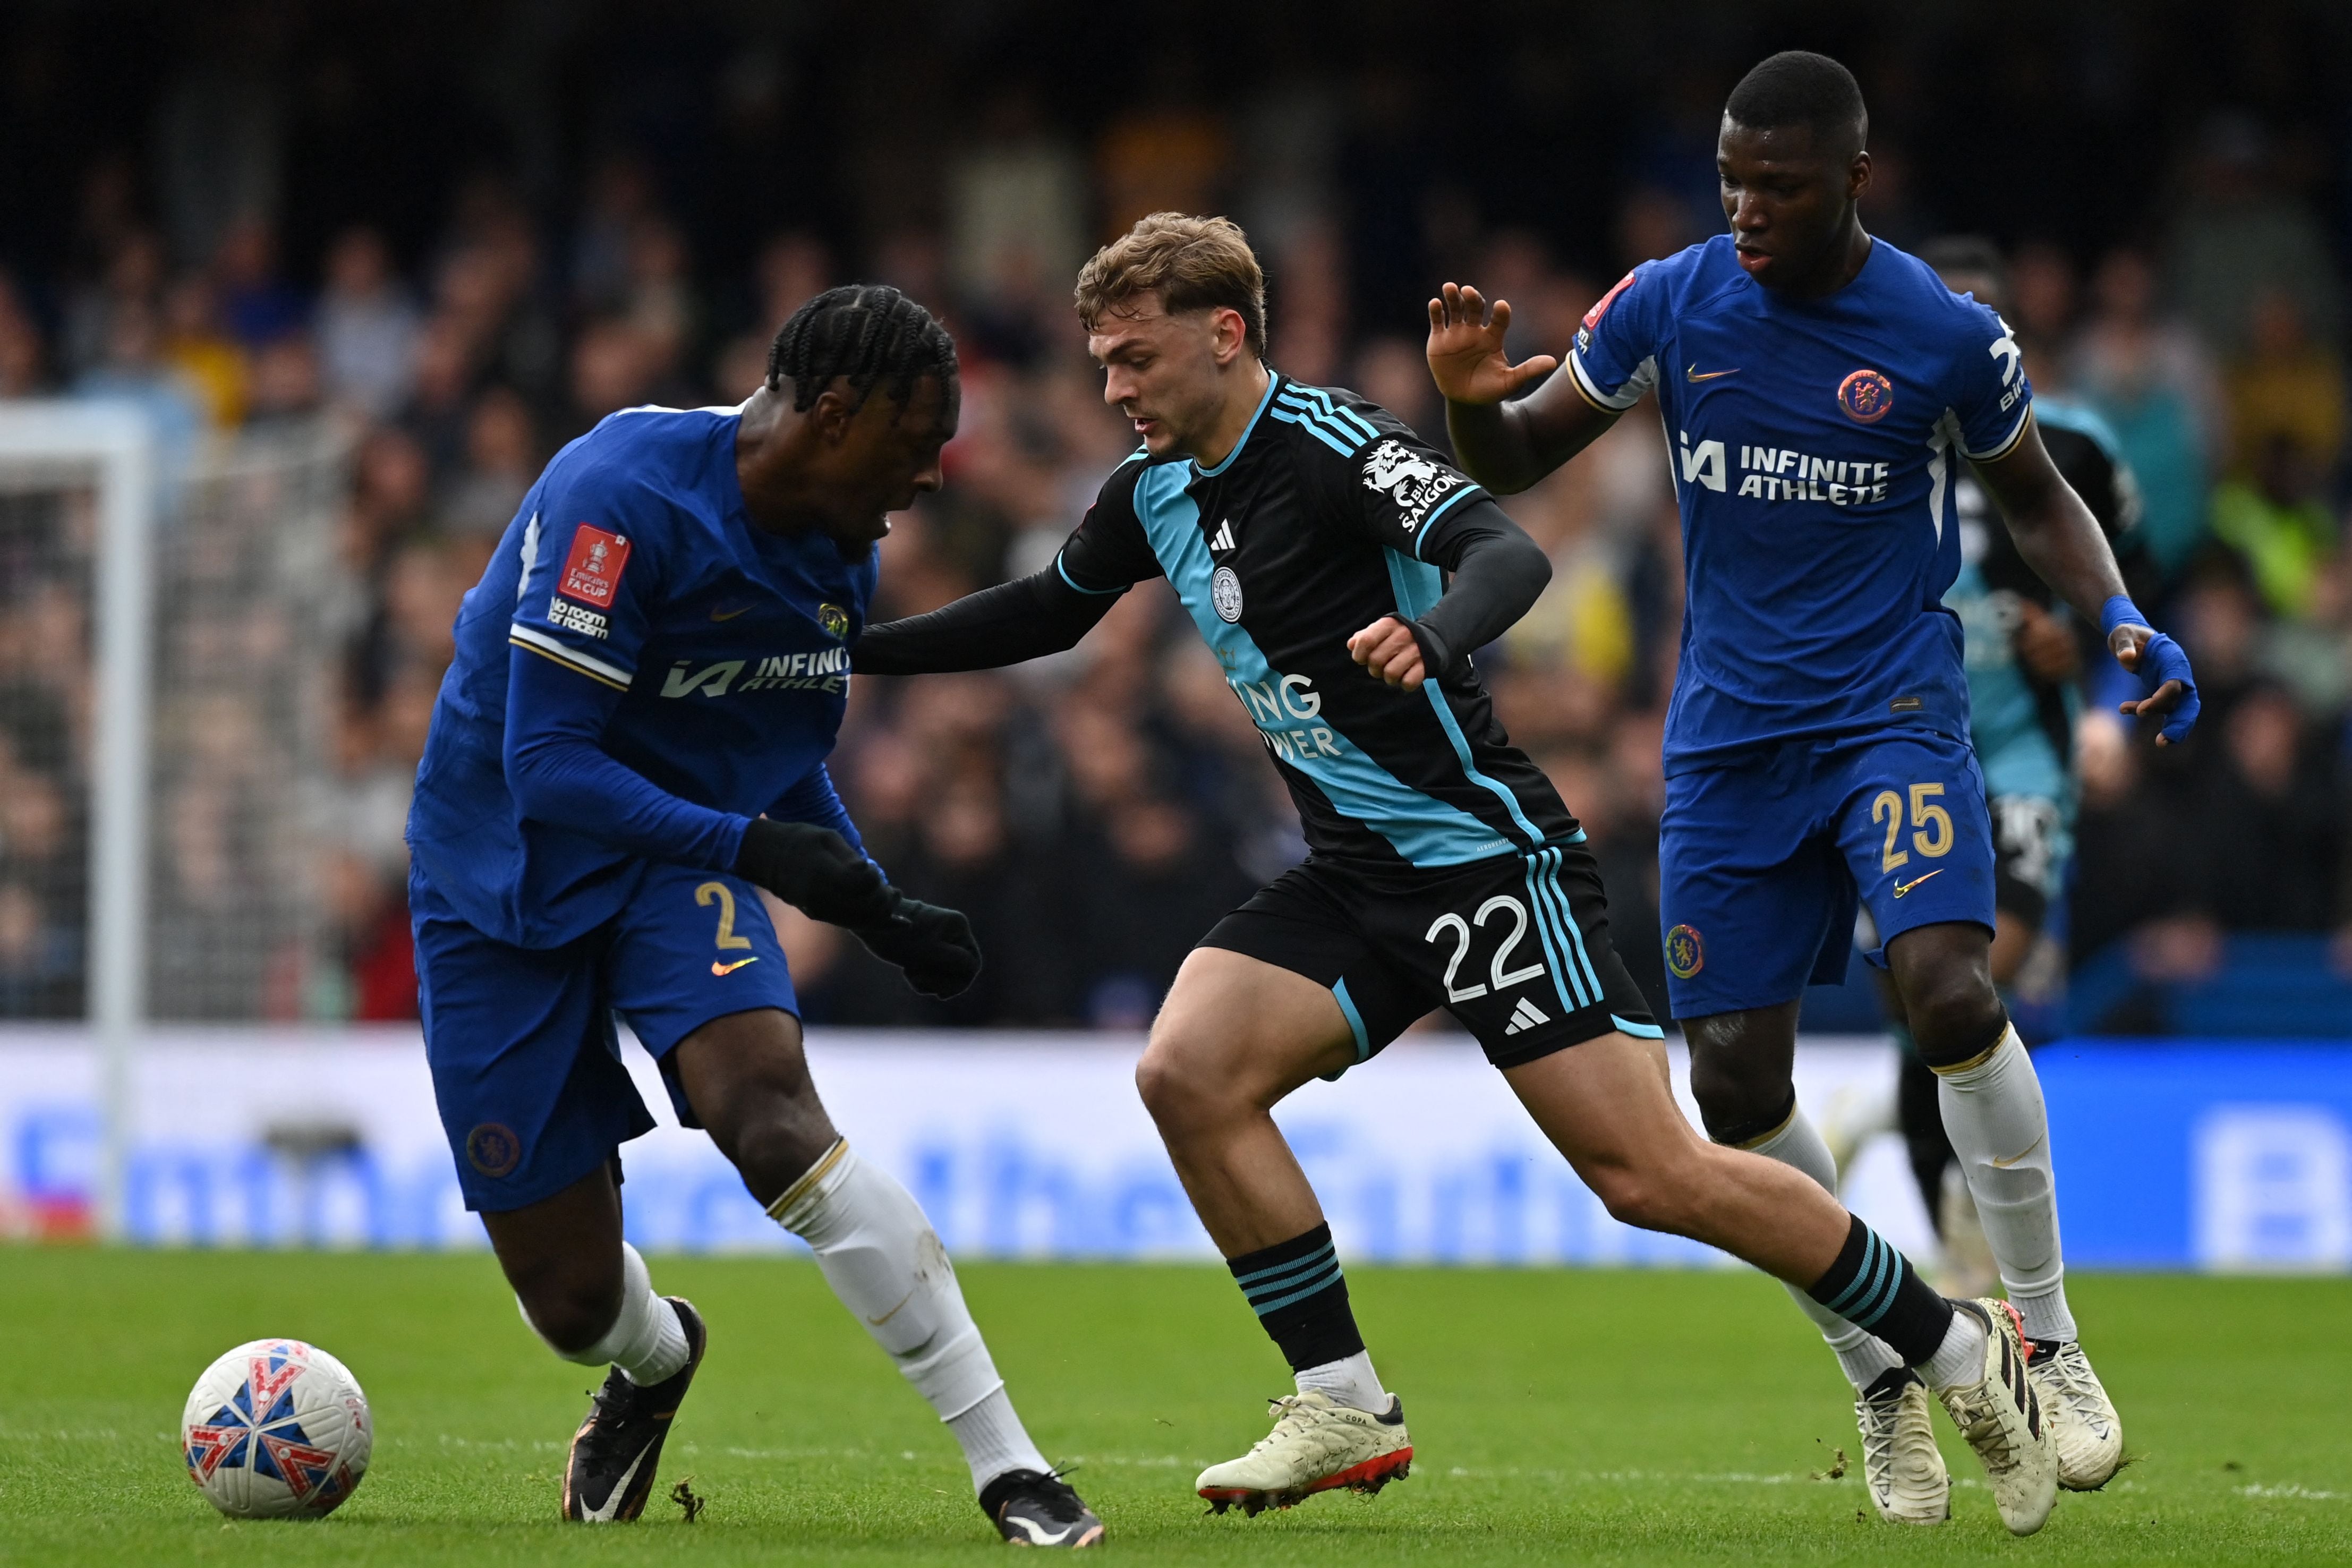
1074, 213, 1266, 359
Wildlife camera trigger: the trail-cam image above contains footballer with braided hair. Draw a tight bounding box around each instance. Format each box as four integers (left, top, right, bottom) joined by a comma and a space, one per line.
405, 284, 1102, 1546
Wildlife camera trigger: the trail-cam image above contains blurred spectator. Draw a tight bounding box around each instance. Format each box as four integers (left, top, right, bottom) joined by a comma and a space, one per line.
565, 318, 658, 441
2208, 434, 2336, 619
1096, 92, 1230, 239
2223, 286, 2345, 478
439, 387, 539, 540
754, 233, 834, 333
2166, 114, 2341, 361
2074, 249, 2222, 581
948, 92, 1088, 348
2184, 683, 2339, 932
2005, 241, 2078, 387
72, 298, 203, 485
317, 227, 421, 420
159, 272, 246, 428
1615, 187, 1701, 271
212, 214, 306, 348
0, 278, 47, 397
1268, 219, 1348, 387
245, 333, 322, 427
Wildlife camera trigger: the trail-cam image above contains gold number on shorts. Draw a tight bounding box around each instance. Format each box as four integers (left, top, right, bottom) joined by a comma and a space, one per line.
696, 881, 754, 950
1908, 782, 1954, 858
1872, 790, 1908, 872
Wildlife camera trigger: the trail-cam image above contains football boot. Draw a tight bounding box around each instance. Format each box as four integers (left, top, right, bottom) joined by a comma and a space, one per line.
1932, 1298, 2058, 1536
977, 1467, 1104, 1547
1196, 1390, 1411, 1516
1855, 1367, 1949, 1524
2027, 1337, 2124, 1490
561, 1297, 706, 1523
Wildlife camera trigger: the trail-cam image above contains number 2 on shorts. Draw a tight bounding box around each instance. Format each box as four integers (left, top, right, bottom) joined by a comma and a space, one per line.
695, 881, 755, 951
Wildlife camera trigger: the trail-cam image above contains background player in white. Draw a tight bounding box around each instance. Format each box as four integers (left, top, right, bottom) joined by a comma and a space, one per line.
1429, 52, 2196, 1532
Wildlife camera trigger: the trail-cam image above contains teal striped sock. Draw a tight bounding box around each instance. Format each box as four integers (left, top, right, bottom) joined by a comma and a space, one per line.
1804, 1214, 1954, 1366
1227, 1222, 1364, 1372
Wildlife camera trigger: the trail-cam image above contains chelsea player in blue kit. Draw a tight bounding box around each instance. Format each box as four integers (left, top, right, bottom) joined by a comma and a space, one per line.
1432, 54, 2197, 1535
405, 287, 1102, 1546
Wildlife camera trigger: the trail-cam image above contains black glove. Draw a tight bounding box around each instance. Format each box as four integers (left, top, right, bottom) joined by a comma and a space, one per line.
853, 891, 983, 999
731, 819, 893, 927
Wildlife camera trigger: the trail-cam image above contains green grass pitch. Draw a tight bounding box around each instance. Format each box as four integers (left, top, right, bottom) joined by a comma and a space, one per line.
2, 1249, 2347, 1564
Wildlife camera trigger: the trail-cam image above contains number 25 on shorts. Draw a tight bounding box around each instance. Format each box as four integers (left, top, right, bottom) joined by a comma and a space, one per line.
1871, 783, 1954, 873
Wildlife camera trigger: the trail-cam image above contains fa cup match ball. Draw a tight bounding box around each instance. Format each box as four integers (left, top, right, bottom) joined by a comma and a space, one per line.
181, 1339, 372, 1519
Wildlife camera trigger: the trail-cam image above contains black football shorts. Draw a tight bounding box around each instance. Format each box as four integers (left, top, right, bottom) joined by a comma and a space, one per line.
1197, 839, 1661, 1072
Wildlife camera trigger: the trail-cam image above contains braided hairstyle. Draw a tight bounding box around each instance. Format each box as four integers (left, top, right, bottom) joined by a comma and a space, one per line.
766, 284, 957, 418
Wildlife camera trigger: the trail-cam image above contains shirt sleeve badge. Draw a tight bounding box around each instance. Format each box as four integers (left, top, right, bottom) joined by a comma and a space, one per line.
560, 525, 631, 607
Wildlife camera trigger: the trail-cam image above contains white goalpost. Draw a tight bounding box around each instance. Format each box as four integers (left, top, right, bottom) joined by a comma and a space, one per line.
0, 402, 156, 1241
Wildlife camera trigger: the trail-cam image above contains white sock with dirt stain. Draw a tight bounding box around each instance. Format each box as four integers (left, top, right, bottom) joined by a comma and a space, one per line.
768, 1139, 1047, 1490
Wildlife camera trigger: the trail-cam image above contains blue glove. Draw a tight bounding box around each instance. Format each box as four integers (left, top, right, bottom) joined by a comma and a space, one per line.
2100, 595, 2200, 744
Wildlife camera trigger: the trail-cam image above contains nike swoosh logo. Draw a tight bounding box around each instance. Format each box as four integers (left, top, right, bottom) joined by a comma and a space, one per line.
1991, 1132, 2046, 1169
1686, 363, 1740, 381
1892, 868, 1945, 898
709, 604, 752, 621
1004, 1516, 1081, 1545
711, 957, 761, 976
578, 1442, 656, 1522
865, 1288, 915, 1327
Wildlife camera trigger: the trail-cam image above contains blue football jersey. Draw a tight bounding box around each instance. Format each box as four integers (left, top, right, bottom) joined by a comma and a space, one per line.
1569, 234, 2033, 772
407, 405, 875, 947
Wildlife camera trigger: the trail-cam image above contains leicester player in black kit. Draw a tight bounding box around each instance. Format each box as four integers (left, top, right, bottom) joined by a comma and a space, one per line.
859, 214, 2035, 1518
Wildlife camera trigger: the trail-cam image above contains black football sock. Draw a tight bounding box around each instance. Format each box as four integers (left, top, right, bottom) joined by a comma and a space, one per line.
1805, 1214, 1957, 1367
1226, 1222, 1365, 1372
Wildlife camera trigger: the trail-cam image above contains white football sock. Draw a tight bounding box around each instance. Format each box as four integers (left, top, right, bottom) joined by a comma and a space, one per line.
1294, 1349, 1388, 1413
769, 1140, 1049, 1492
1745, 1108, 1906, 1390
946, 1387, 1046, 1490
517, 1240, 691, 1385
1922, 1306, 1988, 1390
1936, 1025, 2077, 1343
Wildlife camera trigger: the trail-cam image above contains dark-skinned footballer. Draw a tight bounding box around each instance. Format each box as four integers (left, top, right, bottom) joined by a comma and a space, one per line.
1428, 51, 2197, 1536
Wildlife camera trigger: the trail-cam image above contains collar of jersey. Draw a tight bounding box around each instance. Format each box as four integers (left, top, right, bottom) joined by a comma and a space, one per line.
1190, 369, 1282, 480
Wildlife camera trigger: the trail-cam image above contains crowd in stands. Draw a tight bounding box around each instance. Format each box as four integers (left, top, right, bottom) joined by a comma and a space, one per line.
0, 41, 2347, 1029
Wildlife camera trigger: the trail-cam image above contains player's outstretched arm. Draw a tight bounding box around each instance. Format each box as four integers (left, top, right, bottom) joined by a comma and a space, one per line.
1974, 422, 2198, 745
1427, 283, 1613, 495
854, 567, 1122, 676
1349, 499, 1552, 691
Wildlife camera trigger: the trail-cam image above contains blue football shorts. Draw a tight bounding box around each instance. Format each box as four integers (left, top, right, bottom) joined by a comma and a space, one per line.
1657, 726, 1996, 1018
412, 860, 800, 1212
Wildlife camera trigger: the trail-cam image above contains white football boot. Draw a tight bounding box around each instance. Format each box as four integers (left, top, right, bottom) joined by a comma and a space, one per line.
1856, 1371, 1949, 1524
1933, 1299, 2059, 1536
2027, 1338, 2124, 1490
1195, 1391, 1411, 1515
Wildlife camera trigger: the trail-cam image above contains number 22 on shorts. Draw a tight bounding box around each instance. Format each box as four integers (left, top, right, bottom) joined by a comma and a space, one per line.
1424, 894, 1547, 1004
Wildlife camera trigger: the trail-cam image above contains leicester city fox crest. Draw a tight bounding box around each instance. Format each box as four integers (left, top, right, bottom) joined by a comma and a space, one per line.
1361, 439, 1464, 534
